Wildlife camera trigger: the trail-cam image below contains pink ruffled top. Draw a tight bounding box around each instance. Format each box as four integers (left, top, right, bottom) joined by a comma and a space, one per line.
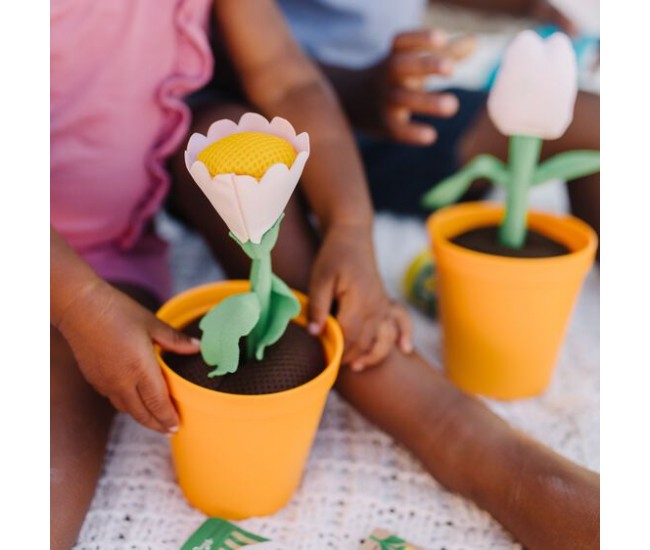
51, 0, 214, 300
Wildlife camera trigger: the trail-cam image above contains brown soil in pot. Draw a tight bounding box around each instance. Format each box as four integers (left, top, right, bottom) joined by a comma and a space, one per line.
163, 320, 326, 395
451, 225, 569, 258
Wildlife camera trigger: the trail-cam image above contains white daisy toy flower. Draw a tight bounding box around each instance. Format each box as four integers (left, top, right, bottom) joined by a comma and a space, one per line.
185, 112, 309, 244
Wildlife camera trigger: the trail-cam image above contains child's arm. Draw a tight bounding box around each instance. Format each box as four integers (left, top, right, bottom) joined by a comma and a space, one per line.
51, 227, 199, 433
336, 348, 599, 549
214, 0, 413, 369
215, 0, 371, 232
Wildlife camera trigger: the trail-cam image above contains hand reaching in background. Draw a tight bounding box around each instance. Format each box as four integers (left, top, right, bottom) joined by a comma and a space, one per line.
371, 29, 476, 146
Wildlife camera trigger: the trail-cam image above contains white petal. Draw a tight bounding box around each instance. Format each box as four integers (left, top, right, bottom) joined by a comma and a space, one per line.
188, 160, 212, 189
294, 132, 310, 155
233, 165, 300, 244
289, 150, 310, 181
237, 112, 271, 133
206, 118, 240, 144
184, 150, 194, 173
186, 133, 209, 166
541, 33, 578, 139
189, 162, 250, 242
269, 116, 298, 143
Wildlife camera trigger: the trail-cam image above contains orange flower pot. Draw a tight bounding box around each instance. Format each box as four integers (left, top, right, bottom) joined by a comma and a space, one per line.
155, 281, 343, 518
427, 202, 597, 400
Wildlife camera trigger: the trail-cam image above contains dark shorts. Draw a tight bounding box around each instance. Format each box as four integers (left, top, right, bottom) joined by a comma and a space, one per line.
356, 88, 489, 219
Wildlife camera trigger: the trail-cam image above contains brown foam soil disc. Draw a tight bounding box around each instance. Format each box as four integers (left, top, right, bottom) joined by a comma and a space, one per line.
163, 320, 326, 395
450, 225, 569, 258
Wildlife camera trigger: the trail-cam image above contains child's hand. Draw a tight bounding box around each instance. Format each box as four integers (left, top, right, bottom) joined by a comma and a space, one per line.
372, 29, 475, 146
58, 280, 200, 434
307, 224, 413, 371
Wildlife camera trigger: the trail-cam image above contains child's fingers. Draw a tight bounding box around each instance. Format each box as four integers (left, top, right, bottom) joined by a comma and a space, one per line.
120, 386, 169, 434
338, 317, 364, 365
108, 395, 128, 414
385, 107, 437, 145
344, 316, 378, 366
391, 302, 414, 354
350, 318, 398, 372
440, 34, 477, 61
394, 31, 476, 60
388, 88, 459, 119
335, 297, 365, 363
393, 28, 448, 53
388, 51, 454, 82
307, 268, 337, 336
150, 319, 200, 354
136, 373, 180, 434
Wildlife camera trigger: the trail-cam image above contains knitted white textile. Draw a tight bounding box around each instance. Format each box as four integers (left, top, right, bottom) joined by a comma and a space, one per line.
74, 182, 599, 550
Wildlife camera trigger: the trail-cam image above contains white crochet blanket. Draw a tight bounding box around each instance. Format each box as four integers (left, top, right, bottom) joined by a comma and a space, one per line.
74, 180, 599, 550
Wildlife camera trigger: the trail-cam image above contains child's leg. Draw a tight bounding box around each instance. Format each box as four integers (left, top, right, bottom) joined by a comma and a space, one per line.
50, 284, 159, 550
460, 91, 600, 237
336, 350, 599, 550
51, 326, 114, 550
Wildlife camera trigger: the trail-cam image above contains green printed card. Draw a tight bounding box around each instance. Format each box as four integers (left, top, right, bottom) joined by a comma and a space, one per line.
181, 518, 281, 550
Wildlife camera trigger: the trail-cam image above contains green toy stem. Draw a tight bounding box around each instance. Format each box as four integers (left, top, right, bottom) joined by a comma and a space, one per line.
499, 135, 543, 248
230, 214, 300, 362
199, 215, 300, 375
247, 246, 273, 359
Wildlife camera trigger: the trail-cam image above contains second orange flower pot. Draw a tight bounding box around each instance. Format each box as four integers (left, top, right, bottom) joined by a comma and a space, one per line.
155, 281, 343, 519
427, 202, 597, 400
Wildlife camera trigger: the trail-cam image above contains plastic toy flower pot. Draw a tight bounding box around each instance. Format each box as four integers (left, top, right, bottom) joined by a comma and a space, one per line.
155, 280, 343, 518
427, 202, 597, 400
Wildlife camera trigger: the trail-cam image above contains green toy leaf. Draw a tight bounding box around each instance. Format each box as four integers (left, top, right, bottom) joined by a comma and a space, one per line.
421, 154, 509, 209
253, 275, 301, 360
533, 150, 600, 185
198, 292, 261, 376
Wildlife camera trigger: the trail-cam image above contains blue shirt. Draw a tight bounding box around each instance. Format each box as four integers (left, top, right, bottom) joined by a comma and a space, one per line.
278, 0, 426, 68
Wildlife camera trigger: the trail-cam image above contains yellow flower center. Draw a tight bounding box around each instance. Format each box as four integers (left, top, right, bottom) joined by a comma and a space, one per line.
198, 131, 297, 179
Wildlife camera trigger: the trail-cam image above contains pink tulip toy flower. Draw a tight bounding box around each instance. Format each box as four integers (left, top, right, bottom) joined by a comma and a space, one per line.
422, 30, 600, 248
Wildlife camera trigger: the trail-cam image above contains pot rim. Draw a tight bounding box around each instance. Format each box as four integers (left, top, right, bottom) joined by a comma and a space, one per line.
427, 201, 598, 270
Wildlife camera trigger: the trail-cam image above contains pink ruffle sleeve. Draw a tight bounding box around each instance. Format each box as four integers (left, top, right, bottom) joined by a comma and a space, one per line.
51, 0, 214, 300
